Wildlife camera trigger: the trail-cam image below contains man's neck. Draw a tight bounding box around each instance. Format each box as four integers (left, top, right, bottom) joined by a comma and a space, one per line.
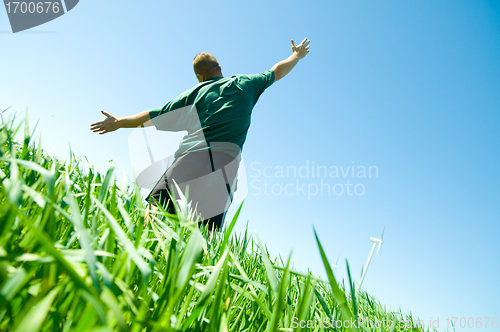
204, 75, 223, 82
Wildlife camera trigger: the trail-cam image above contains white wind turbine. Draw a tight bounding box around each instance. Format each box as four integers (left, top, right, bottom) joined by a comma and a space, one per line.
331, 253, 341, 271
356, 220, 386, 293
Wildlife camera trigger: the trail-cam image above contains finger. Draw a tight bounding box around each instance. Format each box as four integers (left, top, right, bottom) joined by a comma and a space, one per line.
97, 129, 107, 134
300, 37, 308, 46
101, 110, 111, 117
90, 121, 103, 127
291, 39, 295, 48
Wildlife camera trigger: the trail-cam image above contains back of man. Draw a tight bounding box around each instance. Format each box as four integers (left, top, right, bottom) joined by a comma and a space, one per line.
148, 69, 275, 160
146, 67, 275, 229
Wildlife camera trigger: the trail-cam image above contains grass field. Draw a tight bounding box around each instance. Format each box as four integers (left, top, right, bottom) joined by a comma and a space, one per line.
0, 114, 429, 332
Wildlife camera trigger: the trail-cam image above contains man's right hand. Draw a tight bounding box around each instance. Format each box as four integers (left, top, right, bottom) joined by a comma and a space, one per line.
91, 110, 121, 135
90, 110, 153, 135
291, 38, 310, 59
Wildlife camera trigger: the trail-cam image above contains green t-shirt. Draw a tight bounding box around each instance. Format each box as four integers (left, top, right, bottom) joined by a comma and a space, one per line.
149, 69, 275, 159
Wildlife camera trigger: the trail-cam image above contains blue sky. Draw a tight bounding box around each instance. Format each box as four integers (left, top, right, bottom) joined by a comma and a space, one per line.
2, 1, 499, 330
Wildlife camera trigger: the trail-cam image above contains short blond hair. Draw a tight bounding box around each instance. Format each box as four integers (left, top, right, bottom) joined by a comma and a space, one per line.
193, 53, 221, 78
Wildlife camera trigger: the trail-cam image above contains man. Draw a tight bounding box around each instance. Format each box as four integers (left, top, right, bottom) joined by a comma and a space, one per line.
91, 38, 310, 231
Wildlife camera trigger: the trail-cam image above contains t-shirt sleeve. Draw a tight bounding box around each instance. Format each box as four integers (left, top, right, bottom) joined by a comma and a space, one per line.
245, 69, 275, 96
148, 100, 173, 121
148, 94, 193, 131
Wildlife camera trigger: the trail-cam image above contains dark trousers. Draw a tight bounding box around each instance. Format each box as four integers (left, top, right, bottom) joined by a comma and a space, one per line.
146, 149, 239, 231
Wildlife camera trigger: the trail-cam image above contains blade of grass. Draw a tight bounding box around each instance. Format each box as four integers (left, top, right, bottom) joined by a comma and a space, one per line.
314, 227, 358, 332
13, 286, 60, 332
256, 234, 278, 295
219, 200, 243, 256
93, 198, 151, 282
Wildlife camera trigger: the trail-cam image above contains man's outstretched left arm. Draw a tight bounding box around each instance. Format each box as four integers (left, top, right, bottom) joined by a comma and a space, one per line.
90, 110, 153, 135
271, 38, 310, 82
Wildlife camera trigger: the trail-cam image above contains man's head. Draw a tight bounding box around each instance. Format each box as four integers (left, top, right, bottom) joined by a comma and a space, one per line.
193, 53, 222, 83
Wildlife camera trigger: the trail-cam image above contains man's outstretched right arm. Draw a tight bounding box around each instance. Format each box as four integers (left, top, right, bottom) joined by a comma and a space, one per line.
271, 38, 310, 82
90, 110, 153, 135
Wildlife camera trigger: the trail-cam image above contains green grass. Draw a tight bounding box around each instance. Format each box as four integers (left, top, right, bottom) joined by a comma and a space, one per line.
0, 114, 430, 332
